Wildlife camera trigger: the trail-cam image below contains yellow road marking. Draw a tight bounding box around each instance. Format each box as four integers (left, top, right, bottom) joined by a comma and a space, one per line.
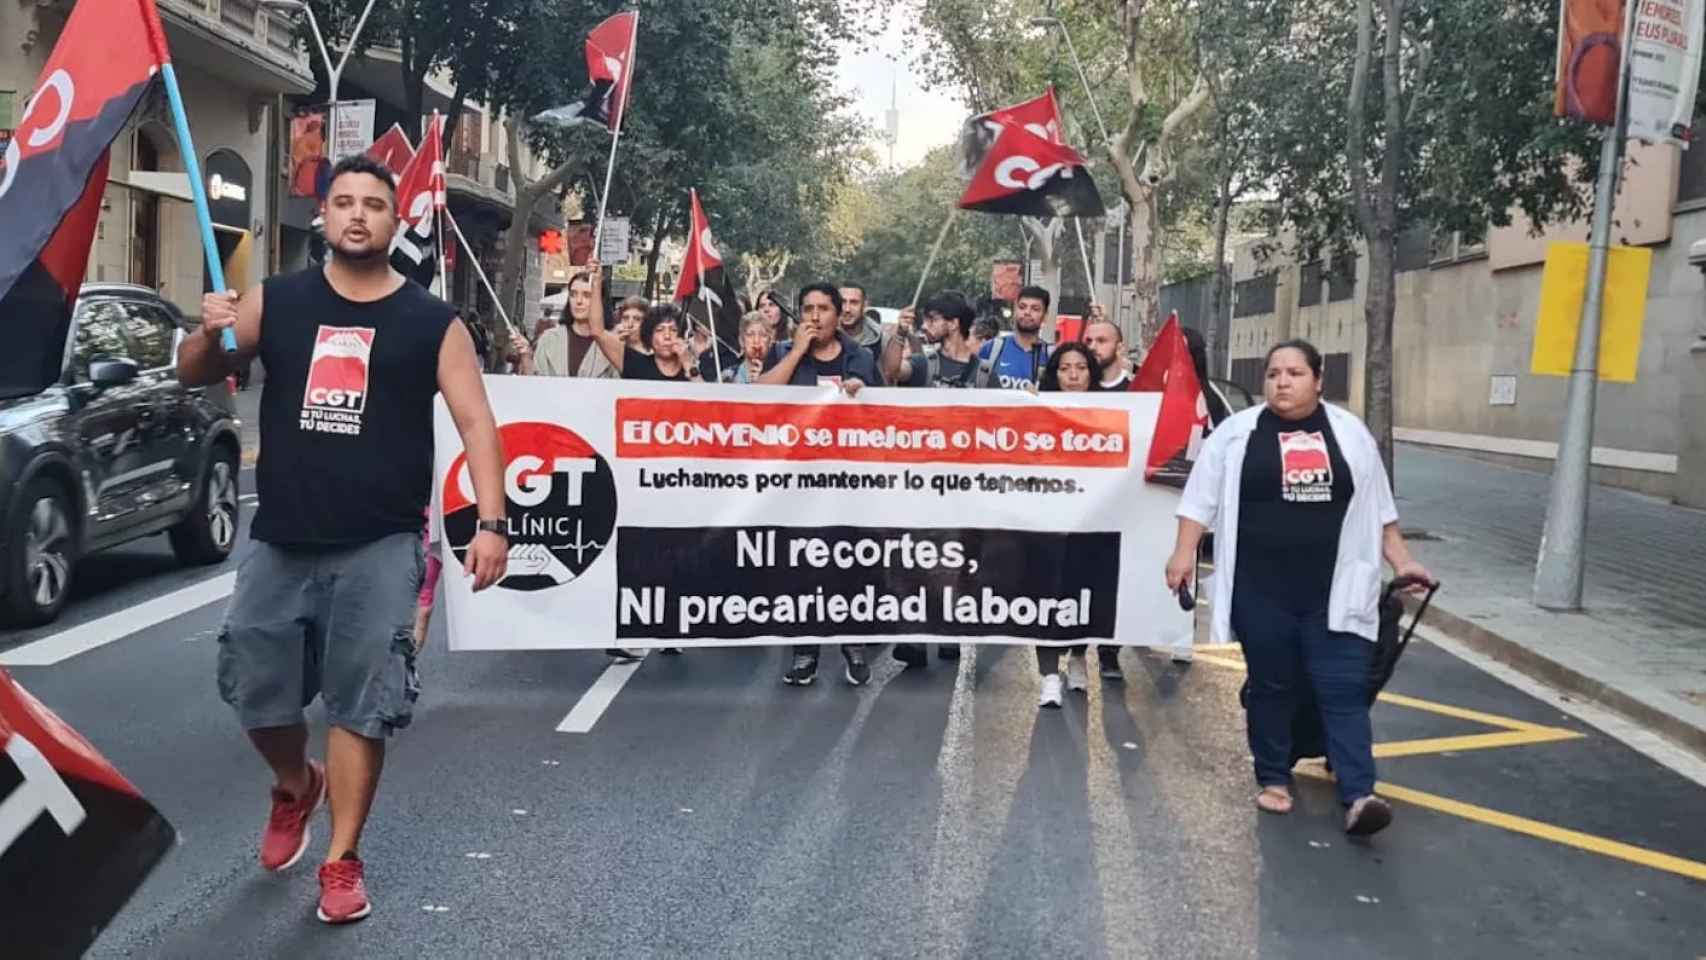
1293, 766, 1706, 882
1373, 728, 1583, 758
1374, 691, 1565, 732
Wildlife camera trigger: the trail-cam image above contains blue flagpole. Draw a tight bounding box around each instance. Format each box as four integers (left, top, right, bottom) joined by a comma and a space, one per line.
159, 62, 237, 353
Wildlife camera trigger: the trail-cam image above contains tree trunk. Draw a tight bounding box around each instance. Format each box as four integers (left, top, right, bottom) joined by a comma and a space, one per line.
1128, 191, 1164, 348
1208, 174, 1234, 379
643, 212, 673, 300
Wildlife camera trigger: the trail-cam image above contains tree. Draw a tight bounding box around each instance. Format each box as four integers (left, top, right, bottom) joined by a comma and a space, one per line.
1235, 0, 1601, 472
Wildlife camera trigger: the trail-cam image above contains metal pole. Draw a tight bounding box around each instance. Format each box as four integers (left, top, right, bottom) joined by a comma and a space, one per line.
1534, 1, 1636, 611
444, 207, 517, 336
1114, 203, 1127, 332
1053, 22, 1113, 146
912, 208, 960, 309
1071, 217, 1098, 310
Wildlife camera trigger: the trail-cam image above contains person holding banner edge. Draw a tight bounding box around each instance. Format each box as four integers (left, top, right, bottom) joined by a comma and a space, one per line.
181, 155, 511, 923
1034, 341, 1106, 706
1165, 339, 1432, 836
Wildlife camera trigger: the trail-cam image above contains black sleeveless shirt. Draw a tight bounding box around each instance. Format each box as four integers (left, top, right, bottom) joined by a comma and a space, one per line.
250, 268, 454, 547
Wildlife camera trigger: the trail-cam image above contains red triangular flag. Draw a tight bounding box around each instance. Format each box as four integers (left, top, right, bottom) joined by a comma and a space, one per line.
673, 189, 725, 300
587, 11, 638, 133
366, 123, 415, 177
1138, 314, 1210, 476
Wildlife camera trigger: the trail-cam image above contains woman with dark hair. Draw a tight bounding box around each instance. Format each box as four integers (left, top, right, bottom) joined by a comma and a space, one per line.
758, 289, 790, 340
1034, 341, 1104, 706
588, 298, 704, 382
1166, 338, 1432, 836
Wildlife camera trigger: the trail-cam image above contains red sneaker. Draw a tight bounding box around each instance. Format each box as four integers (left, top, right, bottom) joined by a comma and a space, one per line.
317, 856, 373, 924
259, 760, 325, 872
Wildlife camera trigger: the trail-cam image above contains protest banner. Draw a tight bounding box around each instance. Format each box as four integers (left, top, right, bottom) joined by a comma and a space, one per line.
433, 380, 1192, 650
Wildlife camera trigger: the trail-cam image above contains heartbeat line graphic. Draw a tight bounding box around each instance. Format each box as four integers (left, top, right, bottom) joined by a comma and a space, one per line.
562, 519, 606, 566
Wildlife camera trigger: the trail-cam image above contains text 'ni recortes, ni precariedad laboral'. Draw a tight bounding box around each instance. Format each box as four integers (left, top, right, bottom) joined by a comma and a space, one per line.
614, 526, 1119, 641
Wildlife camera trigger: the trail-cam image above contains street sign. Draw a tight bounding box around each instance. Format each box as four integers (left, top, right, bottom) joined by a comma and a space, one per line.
599, 217, 631, 263
331, 99, 376, 161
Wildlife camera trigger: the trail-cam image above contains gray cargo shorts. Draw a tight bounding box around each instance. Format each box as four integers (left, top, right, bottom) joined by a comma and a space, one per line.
217, 532, 425, 739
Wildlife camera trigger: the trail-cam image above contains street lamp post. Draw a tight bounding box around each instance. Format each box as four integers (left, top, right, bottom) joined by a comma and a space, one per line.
261, 0, 381, 161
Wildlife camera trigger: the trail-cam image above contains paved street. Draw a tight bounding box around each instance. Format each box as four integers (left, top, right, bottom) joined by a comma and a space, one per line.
3, 481, 1705, 959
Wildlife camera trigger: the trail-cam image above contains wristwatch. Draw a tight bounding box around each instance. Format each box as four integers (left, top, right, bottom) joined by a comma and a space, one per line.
476, 519, 508, 538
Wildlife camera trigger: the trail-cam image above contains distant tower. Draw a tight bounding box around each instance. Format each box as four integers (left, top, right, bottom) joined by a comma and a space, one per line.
884, 72, 900, 167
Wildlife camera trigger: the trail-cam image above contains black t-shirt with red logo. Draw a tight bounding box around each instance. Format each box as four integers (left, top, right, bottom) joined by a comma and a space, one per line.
1234, 406, 1355, 613
251, 268, 454, 547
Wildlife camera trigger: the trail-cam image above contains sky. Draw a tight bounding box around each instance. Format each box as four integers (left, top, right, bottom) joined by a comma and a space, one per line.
834, 11, 966, 169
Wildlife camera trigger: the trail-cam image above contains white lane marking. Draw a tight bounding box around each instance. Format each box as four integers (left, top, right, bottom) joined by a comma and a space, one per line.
0, 573, 236, 667
556, 654, 647, 733
239, 495, 259, 504
1418, 625, 1706, 789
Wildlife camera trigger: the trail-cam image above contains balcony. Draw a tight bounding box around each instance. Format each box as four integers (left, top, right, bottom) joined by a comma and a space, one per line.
152, 0, 315, 94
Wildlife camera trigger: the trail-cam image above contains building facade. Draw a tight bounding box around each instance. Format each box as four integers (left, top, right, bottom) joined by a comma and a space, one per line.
1218, 139, 1706, 507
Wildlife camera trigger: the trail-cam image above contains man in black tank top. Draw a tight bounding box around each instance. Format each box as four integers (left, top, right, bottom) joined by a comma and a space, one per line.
177, 156, 510, 926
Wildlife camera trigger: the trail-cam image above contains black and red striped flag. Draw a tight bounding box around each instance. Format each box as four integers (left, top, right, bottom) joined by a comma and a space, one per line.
673, 189, 742, 365
0, 0, 173, 398
0, 668, 176, 955
532, 11, 639, 133
1135, 312, 1211, 482
389, 113, 446, 290
957, 89, 1104, 219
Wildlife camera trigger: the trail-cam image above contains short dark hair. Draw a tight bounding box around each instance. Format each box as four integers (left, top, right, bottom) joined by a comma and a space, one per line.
641, 303, 683, 349
798, 282, 843, 314
839, 282, 867, 299
1265, 338, 1324, 380
923, 291, 976, 338
1017, 285, 1052, 311
1040, 341, 1103, 392
568, 272, 594, 291
327, 155, 396, 200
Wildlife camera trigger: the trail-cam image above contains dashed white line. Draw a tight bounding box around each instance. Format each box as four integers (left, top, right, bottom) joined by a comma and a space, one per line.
555, 655, 648, 733
1, 573, 236, 667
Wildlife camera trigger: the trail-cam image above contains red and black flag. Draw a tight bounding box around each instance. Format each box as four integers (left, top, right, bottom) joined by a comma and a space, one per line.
958, 87, 1067, 179
959, 119, 1105, 219
673, 189, 743, 364
1134, 312, 1211, 484
533, 11, 639, 133
0, 0, 172, 398
366, 122, 416, 178
389, 113, 446, 290
0, 668, 176, 955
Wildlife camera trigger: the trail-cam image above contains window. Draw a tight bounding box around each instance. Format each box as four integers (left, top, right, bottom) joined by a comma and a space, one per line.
1230, 357, 1265, 398
1323, 352, 1351, 402
122, 301, 177, 370
1233, 271, 1277, 318
1327, 260, 1355, 302
0, 90, 15, 128
71, 301, 132, 380
1298, 261, 1324, 307
132, 131, 163, 289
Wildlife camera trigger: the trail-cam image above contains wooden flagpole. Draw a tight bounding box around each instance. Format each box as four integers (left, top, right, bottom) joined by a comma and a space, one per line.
912, 207, 961, 310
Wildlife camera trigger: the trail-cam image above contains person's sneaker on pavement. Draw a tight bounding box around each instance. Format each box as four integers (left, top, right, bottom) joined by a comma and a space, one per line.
892, 643, 927, 668
844, 646, 871, 686
605, 648, 644, 661
316, 853, 373, 924
1066, 654, 1089, 692
1098, 648, 1124, 680
1038, 673, 1065, 709
783, 653, 819, 686
260, 759, 325, 872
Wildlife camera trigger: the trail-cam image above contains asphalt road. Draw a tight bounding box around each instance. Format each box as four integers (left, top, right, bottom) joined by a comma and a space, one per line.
4, 489, 1705, 959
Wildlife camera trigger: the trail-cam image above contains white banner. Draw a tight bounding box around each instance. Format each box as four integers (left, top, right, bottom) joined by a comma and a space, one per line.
598, 216, 631, 263
331, 99, 377, 161
433, 379, 1192, 650
1627, 0, 1705, 145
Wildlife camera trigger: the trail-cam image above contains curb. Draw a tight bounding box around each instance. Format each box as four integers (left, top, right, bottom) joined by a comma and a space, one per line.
1415, 598, 1706, 761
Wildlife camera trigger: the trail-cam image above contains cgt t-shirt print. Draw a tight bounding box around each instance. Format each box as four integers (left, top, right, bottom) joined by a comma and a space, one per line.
1233, 406, 1355, 613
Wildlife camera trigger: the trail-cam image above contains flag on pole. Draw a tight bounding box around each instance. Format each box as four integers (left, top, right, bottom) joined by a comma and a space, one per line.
0, 0, 171, 398
959, 87, 1067, 179
959, 119, 1105, 219
673, 189, 743, 367
366, 122, 416, 177
389, 112, 446, 289
1133, 312, 1210, 481
532, 11, 639, 133
1, 667, 176, 956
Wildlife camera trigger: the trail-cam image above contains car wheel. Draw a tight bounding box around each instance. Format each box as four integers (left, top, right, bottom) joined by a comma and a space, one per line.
3, 478, 77, 627
170, 447, 240, 566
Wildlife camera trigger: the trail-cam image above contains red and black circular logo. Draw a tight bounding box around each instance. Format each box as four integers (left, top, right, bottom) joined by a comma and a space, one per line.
442, 422, 618, 592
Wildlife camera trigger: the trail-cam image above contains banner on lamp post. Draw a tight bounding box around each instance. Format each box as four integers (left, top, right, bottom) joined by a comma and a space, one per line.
1626, 0, 1705, 145
331, 99, 377, 161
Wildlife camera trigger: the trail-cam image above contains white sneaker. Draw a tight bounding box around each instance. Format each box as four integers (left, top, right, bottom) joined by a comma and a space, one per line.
1066, 655, 1089, 692
1038, 673, 1064, 709
1170, 646, 1195, 664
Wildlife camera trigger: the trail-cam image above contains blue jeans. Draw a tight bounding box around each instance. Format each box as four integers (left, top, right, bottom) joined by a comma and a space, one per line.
1232, 591, 1376, 806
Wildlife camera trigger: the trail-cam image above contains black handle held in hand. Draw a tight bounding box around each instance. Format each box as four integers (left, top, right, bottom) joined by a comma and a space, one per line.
1176, 581, 1196, 612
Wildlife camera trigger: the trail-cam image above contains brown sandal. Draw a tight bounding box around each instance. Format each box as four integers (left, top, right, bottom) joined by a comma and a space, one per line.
1255, 787, 1293, 815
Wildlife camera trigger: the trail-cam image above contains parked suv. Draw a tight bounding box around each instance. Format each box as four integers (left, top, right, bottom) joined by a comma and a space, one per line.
0, 284, 242, 626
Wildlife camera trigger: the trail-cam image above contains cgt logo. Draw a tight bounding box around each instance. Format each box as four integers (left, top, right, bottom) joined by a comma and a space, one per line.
993, 154, 1072, 192
303, 326, 375, 413
1279, 430, 1332, 485
443, 422, 618, 592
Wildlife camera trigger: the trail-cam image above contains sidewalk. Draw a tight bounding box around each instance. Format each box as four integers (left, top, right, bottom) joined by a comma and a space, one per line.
1395, 444, 1706, 756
